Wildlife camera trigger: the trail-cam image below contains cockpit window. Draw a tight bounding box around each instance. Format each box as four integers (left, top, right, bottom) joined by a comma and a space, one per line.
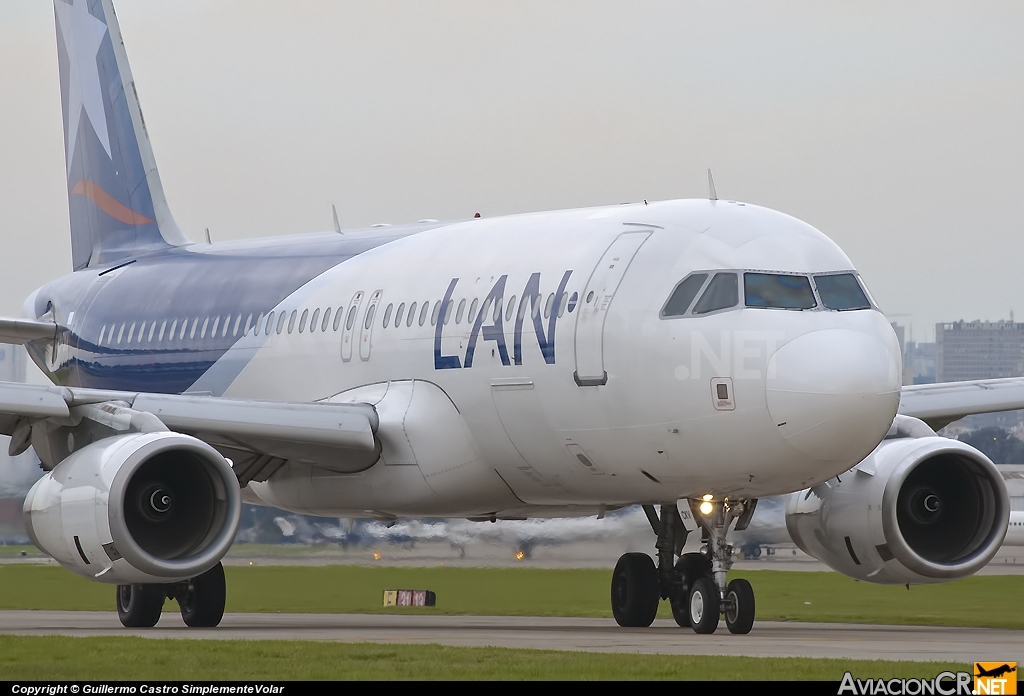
814, 273, 871, 310
744, 273, 816, 310
662, 273, 708, 317
692, 272, 739, 315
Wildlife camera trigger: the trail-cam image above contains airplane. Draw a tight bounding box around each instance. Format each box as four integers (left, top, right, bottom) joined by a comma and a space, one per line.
975, 664, 1017, 679
1, 0, 1021, 635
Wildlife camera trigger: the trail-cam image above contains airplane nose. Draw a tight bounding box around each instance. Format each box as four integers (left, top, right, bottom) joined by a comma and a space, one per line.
766, 329, 901, 463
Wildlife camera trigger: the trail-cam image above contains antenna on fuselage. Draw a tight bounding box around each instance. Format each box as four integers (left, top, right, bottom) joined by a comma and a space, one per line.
332, 204, 343, 234
205, 228, 212, 244
707, 169, 718, 201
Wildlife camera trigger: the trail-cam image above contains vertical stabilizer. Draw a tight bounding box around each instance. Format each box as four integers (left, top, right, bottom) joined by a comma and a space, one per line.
54, 0, 189, 270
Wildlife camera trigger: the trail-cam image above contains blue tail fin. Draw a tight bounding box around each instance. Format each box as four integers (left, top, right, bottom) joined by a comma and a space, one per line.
54, 0, 189, 270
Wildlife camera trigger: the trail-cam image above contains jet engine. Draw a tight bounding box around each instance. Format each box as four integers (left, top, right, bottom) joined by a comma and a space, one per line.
785, 416, 1009, 584
24, 431, 240, 584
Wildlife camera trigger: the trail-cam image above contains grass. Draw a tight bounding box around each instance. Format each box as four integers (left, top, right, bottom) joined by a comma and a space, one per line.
1, 564, 1023, 629
0, 635, 967, 680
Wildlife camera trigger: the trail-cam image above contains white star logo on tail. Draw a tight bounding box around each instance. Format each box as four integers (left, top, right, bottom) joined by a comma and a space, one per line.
55, 0, 112, 170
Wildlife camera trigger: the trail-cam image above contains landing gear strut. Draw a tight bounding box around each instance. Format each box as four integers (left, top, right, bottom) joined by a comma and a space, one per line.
610, 498, 756, 634
115, 562, 227, 628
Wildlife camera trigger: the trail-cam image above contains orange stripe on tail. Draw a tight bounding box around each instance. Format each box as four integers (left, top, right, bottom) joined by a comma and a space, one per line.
70, 180, 155, 226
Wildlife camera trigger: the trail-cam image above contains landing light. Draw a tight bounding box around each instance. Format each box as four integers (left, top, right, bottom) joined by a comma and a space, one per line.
702, 494, 714, 501
699, 501, 714, 515
515, 551, 525, 561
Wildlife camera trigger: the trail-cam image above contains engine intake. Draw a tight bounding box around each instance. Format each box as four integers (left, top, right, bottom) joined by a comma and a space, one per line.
24, 431, 240, 584
786, 417, 1009, 584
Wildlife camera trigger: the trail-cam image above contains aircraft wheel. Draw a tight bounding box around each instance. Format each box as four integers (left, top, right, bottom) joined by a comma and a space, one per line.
670, 553, 712, 628
116, 584, 164, 628
610, 553, 659, 627
724, 578, 755, 634
688, 576, 720, 634
179, 562, 226, 628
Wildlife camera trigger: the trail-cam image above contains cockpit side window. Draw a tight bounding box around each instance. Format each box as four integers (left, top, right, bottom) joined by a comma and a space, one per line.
744, 273, 816, 310
692, 272, 739, 315
661, 273, 708, 317
814, 273, 872, 310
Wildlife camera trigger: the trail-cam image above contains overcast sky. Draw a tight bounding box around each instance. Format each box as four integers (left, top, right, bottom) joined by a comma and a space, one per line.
3, 1, 1023, 345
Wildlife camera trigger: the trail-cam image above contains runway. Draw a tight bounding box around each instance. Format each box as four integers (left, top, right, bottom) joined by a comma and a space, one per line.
0, 611, 1020, 662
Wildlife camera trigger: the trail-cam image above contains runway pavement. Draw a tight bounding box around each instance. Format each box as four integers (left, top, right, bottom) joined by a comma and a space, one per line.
0, 610, 1020, 662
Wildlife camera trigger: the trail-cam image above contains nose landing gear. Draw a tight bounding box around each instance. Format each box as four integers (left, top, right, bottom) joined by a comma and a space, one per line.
611, 498, 757, 634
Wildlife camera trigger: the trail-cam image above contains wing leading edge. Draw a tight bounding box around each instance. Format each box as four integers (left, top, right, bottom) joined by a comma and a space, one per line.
899, 377, 1024, 430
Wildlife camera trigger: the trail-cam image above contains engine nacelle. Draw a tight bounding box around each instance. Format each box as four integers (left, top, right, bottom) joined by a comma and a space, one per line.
24, 431, 240, 584
786, 417, 1009, 584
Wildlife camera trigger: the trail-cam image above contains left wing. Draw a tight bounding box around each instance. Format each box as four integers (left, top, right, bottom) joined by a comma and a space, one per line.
899, 377, 1024, 430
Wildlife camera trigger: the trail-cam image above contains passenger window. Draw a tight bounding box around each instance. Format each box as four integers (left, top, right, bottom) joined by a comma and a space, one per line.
179, 319, 188, 340
814, 274, 872, 311
365, 305, 376, 330
444, 300, 453, 325
744, 273, 816, 310
506, 296, 516, 322
158, 320, 167, 342
264, 312, 275, 336
136, 322, 145, 343
494, 298, 502, 323
468, 298, 478, 324
210, 317, 219, 338
322, 308, 332, 332
287, 310, 297, 334
431, 301, 441, 326
346, 306, 357, 331
253, 314, 262, 336
382, 304, 393, 328
692, 273, 739, 315
99, 326, 106, 345
200, 318, 209, 339
190, 318, 199, 340
148, 322, 157, 342
406, 302, 416, 327
127, 323, 136, 343
232, 315, 241, 337
334, 308, 344, 331
419, 301, 429, 326
309, 309, 320, 333
456, 299, 466, 324
662, 274, 708, 317
277, 312, 288, 335
395, 303, 405, 328
544, 293, 554, 319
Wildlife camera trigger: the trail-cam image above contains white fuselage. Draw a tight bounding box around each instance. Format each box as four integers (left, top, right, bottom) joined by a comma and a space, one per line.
199, 199, 904, 519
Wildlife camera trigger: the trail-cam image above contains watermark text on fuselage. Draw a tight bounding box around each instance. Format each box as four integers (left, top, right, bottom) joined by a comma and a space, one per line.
674, 330, 786, 381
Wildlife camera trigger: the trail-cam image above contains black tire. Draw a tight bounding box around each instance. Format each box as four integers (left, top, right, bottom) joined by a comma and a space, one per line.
116, 584, 165, 628
610, 553, 660, 628
724, 578, 755, 634
179, 562, 226, 628
670, 553, 712, 628
688, 576, 720, 634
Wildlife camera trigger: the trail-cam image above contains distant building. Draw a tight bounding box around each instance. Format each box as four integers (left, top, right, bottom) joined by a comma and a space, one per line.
0, 344, 26, 383
905, 341, 936, 384
936, 320, 1024, 382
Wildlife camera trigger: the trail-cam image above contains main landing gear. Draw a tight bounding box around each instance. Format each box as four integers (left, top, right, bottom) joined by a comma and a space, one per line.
116, 562, 227, 628
611, 499, 757, 634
